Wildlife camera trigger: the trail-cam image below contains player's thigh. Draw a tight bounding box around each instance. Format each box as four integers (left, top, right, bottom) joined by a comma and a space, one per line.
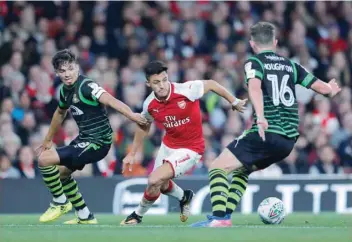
57, 140, 110, 171
153, 143, 172, 171
148, 163, 174, 186
38, 149, 61, 167
75, 142, 111, 168
253, 133, 295, 170
164, 148, 201, 178
226, 132, 268, 172
208, 148, 244, 173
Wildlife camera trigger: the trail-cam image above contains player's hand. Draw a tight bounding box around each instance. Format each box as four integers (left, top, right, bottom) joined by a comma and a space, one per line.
328, 79, 341, 98
232, 98, 248, 113
122, 153, 135, 173
257, 117, 268, 142
35, 139, 52, 157
131, 113, 148, 126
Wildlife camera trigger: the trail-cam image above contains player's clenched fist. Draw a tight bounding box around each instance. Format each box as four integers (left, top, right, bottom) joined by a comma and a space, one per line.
122, 153, 135, 173
232, 98, 248, 113
130, 113, 149, 126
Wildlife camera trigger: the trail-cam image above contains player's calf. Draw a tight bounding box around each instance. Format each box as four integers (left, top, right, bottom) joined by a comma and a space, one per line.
38, 150, 72, 217
38, 150, 70, 223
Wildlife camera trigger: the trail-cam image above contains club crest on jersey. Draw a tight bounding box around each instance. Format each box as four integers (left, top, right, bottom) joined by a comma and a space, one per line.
73, 94, 79, 103
177, 100, 186, 109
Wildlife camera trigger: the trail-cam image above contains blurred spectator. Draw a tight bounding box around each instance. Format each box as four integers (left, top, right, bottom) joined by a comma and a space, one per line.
278, 148, 309, 174
309, 145, 343, 175
0, 151, 21, 179
312, 96, 339, 135
16, 146, 38, 178
0, 1, 351, 178
338, 137, 352, 174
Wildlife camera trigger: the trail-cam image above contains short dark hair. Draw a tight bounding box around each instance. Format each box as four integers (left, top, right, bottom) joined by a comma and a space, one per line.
250, 22, 276, 46
144, 61, 168, 80
52, 49, 77, 70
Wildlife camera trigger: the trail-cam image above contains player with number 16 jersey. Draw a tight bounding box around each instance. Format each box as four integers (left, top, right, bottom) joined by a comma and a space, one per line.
191, 21, 341, 228
243, 49, 315, 138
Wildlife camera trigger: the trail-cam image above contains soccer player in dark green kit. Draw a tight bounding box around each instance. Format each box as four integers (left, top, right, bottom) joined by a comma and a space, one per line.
192, 22, 341, 227
36, 49, 148, 224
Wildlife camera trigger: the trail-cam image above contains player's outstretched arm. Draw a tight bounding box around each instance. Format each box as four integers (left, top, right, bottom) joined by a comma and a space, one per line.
35, 107, 67, 156
248, 78, 268, 141
293, 62, 341, 97
310, 79, 341, 98
98, 92, 148, 126
122, 123, 151, 172
202, 80, 247, 112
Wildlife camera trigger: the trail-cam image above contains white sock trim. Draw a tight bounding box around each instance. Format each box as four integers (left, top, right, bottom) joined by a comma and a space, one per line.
77, 206, 90, 219
53, 194, 67, 204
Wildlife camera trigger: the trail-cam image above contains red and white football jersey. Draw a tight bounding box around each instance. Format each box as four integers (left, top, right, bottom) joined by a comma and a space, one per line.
142, 80, 205, 154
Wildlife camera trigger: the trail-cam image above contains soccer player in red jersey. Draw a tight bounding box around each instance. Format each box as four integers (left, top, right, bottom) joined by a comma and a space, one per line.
120, 61, 247, 225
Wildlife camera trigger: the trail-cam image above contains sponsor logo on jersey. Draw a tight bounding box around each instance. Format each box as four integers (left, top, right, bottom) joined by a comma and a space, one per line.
70, 105, 84, 116
73, 94, 79, 103
264, 55, 285, 61
163, 115, 190, 128
177, 100, 186, 109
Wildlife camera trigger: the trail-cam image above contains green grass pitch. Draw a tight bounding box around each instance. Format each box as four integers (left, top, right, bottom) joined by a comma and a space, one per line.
0, 213, 351, 242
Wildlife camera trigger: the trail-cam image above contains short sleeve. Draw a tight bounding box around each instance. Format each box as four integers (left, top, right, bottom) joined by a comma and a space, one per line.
58, 86, 69, 109
293, 62, 318, 88
141, 98, 154, 122
244, 57, 264, 85
174, 80, 204, 101
81, 79, 106, 101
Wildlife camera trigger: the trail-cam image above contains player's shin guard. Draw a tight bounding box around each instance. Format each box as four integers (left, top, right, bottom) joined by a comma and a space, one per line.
160, 180, 184, 201
209, 168, 229, 218
61, 176, 90, 218
135, 190, 160, 217
40, 166, 66, 203
226, 170, 249, 215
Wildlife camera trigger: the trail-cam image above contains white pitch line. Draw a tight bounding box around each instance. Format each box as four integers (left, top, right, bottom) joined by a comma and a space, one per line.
0, 224, 350, 229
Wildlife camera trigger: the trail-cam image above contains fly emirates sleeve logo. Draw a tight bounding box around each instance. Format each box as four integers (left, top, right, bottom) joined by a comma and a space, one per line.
163, 115, 190, 128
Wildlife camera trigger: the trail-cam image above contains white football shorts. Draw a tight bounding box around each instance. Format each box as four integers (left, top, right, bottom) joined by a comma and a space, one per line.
153, 143, 202, 178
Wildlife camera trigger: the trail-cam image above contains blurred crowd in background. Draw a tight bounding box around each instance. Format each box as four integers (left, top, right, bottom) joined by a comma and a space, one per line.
0, 1, 352, 179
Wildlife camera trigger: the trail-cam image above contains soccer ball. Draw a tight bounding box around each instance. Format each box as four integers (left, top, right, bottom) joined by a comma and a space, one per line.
257, 197, 285, 224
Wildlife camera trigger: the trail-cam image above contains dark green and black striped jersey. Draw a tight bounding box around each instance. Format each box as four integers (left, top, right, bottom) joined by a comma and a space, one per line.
244, 50, 318, 138
58, 75, 113, 145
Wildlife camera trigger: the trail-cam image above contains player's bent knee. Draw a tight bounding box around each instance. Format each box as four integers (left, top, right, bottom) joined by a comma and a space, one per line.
208, 151, 243, 174
148, 175, 163, 188
209, 160, 230, 172
59, 166, 73, 179
38, 154, 48, 167
38, 150, 60, 167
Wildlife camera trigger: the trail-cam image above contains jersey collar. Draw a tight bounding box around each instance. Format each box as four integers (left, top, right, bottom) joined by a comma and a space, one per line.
259, 50, 275, 54
154, 82, 172, 103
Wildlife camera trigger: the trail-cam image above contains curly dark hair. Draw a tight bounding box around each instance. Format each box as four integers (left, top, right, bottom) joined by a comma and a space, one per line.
51, 49, 78, 70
